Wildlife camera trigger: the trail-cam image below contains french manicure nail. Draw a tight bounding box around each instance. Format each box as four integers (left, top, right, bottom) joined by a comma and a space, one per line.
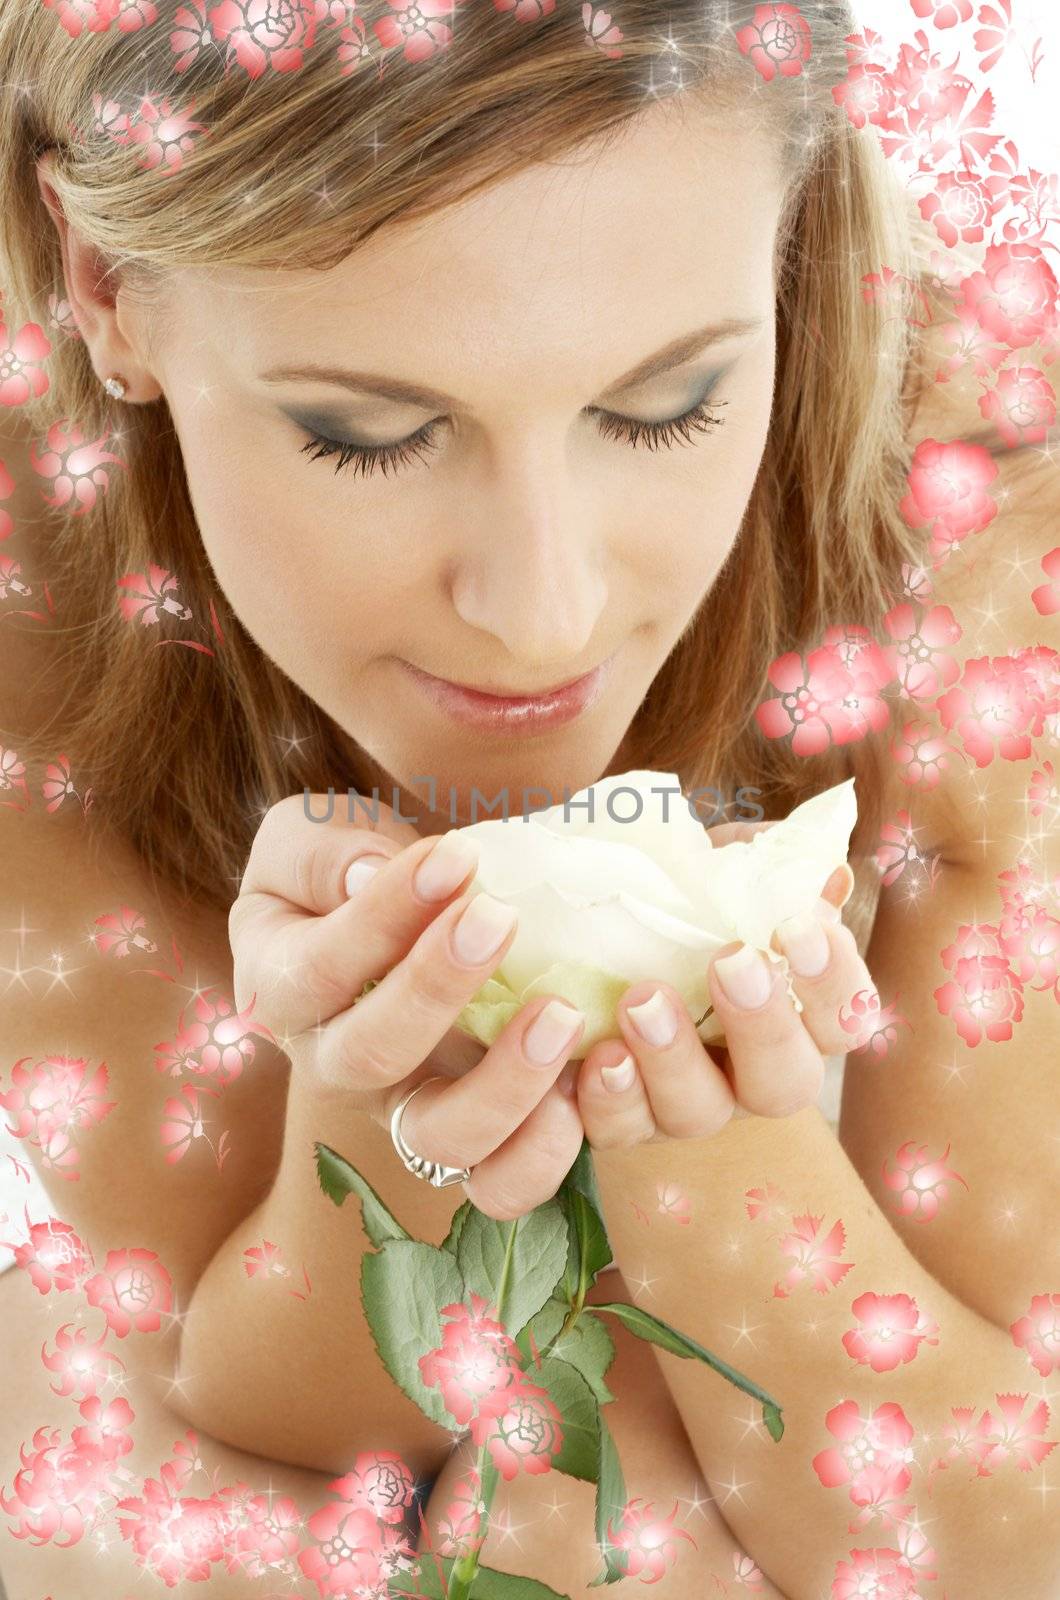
714, 945, 774, 1009
452, 894, 517, 965
345, 854, 387, 895
525, 1000, 584, 1066
601, 1054, 637, 1093
414, 833, 479, 901
626, 989, 678, 1048
774, 909, 830, 977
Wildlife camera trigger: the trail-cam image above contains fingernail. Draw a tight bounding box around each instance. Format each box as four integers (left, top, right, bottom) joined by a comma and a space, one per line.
714, 945, 774, 1009
414, 833, 479, 902
626, 988, 678, 1049
345, 854, 388, 896
816, 896, 842, 924
524, 999, 584, 1066
452, 894, 517, 965
601, 1053, 636, 1093
774, 909, 831, 977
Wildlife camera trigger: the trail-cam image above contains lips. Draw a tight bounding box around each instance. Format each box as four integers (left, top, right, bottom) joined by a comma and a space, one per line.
401, 652, 617, 733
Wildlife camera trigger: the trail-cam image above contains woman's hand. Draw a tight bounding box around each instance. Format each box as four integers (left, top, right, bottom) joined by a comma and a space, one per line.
570, 819, 875, 1150
229, 793, 587, 1221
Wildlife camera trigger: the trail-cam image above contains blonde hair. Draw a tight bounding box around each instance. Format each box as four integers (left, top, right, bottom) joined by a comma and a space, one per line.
0, 1, 942, 914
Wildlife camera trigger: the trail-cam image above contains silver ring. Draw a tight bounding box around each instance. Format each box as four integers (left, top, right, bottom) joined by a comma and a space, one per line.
389, 1077, 471, 1189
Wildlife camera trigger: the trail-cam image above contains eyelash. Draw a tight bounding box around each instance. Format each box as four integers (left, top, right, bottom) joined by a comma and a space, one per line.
297, 396, 729, 480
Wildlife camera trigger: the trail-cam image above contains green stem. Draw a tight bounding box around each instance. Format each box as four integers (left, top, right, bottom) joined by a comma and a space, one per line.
444, 1220, 520, 1600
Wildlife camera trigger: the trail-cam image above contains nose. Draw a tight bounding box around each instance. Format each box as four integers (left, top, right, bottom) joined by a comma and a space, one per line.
449, 438, 609, 663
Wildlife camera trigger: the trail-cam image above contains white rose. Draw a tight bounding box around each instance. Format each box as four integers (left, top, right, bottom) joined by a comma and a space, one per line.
451, 771, 858, 1058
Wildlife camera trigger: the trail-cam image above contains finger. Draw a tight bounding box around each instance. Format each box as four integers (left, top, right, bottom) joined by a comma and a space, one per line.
607, 981, 739, 1138
231, 824, 482, 1034
380, 995, 585, 1169
460, 1085, 587, 1222
574, 1039, 658, 1150
707, 942, 825, 1118
769, 902, 878, 1057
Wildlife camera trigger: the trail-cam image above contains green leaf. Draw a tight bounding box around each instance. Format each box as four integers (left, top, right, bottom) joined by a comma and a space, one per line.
546, 1311, 616, 1406
389, 1554, 572, 1598
588, 1406, 629, 1585
456, 1200, 570, 1341
591, 1302, 784, 1439
314, 1141, 410, 1246
441, 1199, 473, 1257
533, 1352, 600, 1483
558, 1140, 613, 1290
514, 1293, 569, 1368
360, 1240, 466, 1429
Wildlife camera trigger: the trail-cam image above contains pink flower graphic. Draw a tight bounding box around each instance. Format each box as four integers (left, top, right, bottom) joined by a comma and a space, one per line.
842, 1292, 940, 1372
91, 904, 159, 958
29, 421, 125, 513
882, 602, 962, 702
960, 240, 1060, 352
978, 365, 1056, 450
41, 0, 121, 38
0, 1397, 134, 1547
155, 985, 275, 1084
831, 1546, 920, 1599
0, 318, 52, 407
1032, 547, 1060, 617
6, 1215, 94, 1294
468, 1382, 564, 1480
435, 1467, 486, 1556
812, 1400, 916, 1497
117, 563, 193, 624
41, 1322, 127, 1401
582, 2, 624, 59
225, 1487, 303, 1577
919, 166, 1008, 247
968, 1392, 1057, 1475
122, 95, 210, 175
605, 1496, 696, 1582
419, 1293, 527, 1426
881, 1139, 969, 1221
772, 1212, 855, 1298
373, 0, 455, 64
327, 1451, 415, 1525
207, 0, 319, 76
83, 1247, 173, 1337
936, 654, 1052, 768
656, 1180, 692, 1225
898, 438, 999, 563
115, 1474, 241, 1584
735, 4, 813, 83
1009, 1294, 1060, 1378
755, 643, 889, 756
0, 1053, 116, 1155
910, 0, 973, 28
934, 921, 1025, 1046
889, 718, 963, 789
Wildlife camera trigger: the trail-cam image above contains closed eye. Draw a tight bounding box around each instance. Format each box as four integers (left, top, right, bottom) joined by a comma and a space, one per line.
296, 392, 729, 480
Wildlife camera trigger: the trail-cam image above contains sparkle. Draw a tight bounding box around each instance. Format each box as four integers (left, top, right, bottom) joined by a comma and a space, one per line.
273, 726, 312, 760
538, 1485, 572, 1521
722, 1312, 766, 1351
732, 1400, 770, 1443
713, 1465, 753, 1510
627, 1264, 660, 1300
3, 908, 42, 952
675, 1480, 715, 1520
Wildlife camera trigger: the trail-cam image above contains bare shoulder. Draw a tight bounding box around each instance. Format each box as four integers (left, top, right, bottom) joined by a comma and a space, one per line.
0, 775, 294, 1334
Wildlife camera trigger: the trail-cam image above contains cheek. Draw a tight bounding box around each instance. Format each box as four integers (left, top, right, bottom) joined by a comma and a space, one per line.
174, 409, 393, 676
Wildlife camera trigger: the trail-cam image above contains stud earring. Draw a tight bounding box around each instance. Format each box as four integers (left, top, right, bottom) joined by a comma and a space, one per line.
102, 374, 127, 400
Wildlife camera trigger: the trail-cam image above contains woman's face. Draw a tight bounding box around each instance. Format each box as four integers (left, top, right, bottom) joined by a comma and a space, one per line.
135, 100, 785, 833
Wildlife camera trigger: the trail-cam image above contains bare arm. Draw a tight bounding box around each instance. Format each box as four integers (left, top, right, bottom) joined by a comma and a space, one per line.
169, 1067, 466, 1480
590, 1101, 1057, 1600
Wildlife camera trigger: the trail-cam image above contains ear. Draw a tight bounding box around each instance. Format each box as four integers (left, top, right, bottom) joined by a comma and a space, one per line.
34, 149, 163, 403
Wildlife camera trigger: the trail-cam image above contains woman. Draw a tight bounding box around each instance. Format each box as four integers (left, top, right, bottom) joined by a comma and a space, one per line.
0, 1, 1056, 1595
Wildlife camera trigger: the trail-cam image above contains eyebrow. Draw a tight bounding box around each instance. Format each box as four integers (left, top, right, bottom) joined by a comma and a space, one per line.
258, 316, 767, 411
